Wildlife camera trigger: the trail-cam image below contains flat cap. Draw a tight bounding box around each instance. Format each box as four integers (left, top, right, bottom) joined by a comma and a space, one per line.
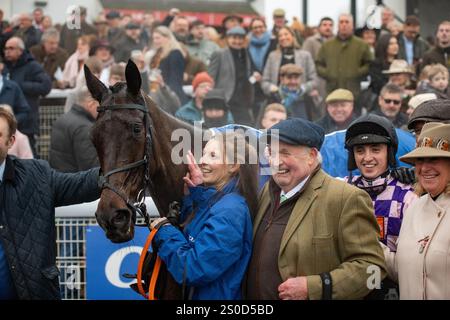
106, 10, 120, 20
262, 118, 325, 149
226, 26, 246, 37
408, 93, 437, 110
280, 63, 303, 76
326, 89, 354, 103
125, 22, 140, 30
407, 99, 450, 130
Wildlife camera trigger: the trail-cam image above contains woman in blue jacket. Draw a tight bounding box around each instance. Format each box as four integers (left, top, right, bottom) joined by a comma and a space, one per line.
151, 132, 259, 299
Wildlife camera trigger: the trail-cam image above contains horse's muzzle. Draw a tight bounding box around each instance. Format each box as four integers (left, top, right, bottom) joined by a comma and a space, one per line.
95, 208, 135, 243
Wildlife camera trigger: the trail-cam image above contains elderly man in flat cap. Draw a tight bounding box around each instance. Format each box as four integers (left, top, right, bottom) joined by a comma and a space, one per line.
245, 118, 387, 300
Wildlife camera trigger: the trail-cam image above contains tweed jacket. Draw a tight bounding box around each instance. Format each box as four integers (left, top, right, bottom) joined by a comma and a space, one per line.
254, 169, 387, 299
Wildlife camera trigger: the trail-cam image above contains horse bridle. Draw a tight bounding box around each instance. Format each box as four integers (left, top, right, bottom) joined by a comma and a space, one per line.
97, 103, 154, 228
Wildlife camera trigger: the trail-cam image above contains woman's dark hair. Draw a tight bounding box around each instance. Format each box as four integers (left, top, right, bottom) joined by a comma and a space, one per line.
375, 33, 397, 62
215, 132, 259, 219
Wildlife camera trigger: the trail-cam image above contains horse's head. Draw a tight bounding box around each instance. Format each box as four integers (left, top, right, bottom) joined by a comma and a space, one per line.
86, 60, 151, 243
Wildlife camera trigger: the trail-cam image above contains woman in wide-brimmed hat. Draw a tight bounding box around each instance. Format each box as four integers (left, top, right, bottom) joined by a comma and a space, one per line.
383, 122, 450, 299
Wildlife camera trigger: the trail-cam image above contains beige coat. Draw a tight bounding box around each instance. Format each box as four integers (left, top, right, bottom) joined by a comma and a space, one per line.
384, 193, 450, 299
255, 169, 387, 299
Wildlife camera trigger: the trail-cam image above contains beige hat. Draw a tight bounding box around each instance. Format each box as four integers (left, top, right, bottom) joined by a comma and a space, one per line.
280, 63, 303, 76
273, 8, 286, 17
382, 59, 414, 75
408, 93, 437, 110
325, 89, 354, 103
400, 122, 450, 165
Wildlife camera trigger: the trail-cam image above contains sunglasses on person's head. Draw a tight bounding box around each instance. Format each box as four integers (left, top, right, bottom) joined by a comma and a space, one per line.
383, 98, 401, 105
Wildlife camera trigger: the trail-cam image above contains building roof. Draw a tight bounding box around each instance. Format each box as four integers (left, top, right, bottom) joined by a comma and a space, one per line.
100, 0, 258, 15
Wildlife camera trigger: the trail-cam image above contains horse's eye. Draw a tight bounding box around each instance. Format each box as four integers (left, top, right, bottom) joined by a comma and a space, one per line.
132, 124, 142, 135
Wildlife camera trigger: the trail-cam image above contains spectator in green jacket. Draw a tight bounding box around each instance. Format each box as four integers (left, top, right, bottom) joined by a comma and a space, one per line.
316, 13, 373, 99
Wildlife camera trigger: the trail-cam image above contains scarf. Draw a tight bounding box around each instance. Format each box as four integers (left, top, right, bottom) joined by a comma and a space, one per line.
280, 86, 304, 111
249, 32, 271, 71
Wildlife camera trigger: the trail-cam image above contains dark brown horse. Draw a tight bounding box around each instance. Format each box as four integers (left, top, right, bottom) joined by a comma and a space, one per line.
85, 60, 203, 299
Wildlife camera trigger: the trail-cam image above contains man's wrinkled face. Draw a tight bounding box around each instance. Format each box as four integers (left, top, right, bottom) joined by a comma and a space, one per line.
327, 101, 354, 125
379, 92, 402, 119
268, 142, 316, 193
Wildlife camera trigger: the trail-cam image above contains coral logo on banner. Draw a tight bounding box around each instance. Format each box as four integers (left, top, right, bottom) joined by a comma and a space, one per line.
86, 226, 148, 300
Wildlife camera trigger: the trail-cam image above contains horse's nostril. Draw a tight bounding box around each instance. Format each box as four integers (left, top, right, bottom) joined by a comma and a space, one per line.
112, 209, 131, 227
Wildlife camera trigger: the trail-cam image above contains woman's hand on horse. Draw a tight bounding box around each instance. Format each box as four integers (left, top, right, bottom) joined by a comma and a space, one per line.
183, 151, 203, 190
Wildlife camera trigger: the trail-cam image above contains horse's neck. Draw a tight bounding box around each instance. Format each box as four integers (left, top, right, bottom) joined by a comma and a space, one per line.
146, 100, 196, 215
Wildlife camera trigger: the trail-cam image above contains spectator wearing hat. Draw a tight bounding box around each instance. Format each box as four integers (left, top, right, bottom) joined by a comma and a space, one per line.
106, 11, 126, 47
266, 63, 318, 121
175, 72, 214, 124
396, 15, 429, 73
150, 25, 189, 105
420, 21, 450, 73
259, 103, 287, 130
59, 6, 97, 55
208, 26, 254, 126
114, 22, 146, 63
201, 88, 234, 128
383, 122, 450, 299
315, 89, 357, 134
186, 19, 220, 66
29, 28, 69, 88
373, 83, 408, 129
316, 13, 373, 99
383, 59, 416, 103
93, 15, 109, 42
407, 99, 450, 142
271, 8, 287, 43
216, 15, 243, 48
245, 117, 387, 299
90, 40, 116, 85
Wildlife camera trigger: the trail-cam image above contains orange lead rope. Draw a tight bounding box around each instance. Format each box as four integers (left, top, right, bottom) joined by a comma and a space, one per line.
136, 228, 161, 300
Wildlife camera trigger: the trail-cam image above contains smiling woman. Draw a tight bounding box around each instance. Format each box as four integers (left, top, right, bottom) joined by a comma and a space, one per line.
149, 132, 259, 300
383, 122, 450, 299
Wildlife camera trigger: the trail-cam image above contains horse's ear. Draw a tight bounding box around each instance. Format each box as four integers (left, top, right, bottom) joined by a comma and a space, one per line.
84, 64, 107, 102
125, 59, 142, 96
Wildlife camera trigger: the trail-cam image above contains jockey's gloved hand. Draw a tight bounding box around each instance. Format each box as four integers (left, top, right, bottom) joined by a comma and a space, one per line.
391, 167, 416, 185
167, 201, 181, 227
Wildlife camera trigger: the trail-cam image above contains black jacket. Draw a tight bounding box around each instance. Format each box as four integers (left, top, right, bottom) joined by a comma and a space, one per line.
0, 78, 30, 130
0, 156, 100, 299
49, 104, 99, 172
3, 51, 52, 135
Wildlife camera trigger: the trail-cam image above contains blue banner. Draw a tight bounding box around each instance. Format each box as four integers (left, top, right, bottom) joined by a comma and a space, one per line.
86, 226, 150, 300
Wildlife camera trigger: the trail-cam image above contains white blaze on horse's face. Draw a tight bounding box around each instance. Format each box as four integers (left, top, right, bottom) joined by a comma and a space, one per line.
199, 139, 232, 189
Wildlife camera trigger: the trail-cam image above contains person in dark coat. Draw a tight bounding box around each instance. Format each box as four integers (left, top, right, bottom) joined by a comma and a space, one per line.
7, 13, 42, 50
59, 6, 97, 55
0, 62, 30, 130
3, 37, 52, 154
151, 26, 189, 105
113, 23, 146, 63
420, 21, 450, 73
49, 86, 99, 172
0, 108, 100, 299
372, 83, 408, 129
